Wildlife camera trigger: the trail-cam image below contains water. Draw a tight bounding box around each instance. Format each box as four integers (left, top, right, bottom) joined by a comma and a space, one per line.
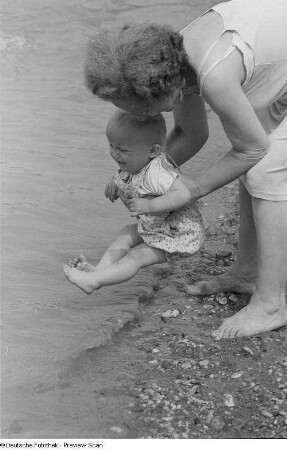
1, 0, 221, 437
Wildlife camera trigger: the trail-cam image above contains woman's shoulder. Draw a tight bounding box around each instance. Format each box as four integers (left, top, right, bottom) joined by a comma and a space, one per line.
181, 10, 223, 70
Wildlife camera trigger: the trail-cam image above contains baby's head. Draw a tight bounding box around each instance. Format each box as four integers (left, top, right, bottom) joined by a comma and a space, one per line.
106, 110, 167, 174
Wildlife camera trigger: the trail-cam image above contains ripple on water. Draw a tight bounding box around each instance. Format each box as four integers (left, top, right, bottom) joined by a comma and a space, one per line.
0, 33, 26, 51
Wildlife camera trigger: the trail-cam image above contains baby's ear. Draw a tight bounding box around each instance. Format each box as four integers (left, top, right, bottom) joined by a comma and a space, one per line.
149, 144, 161, 159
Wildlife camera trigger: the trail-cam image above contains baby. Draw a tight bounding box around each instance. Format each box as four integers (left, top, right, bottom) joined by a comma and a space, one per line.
63, 110, 204, 294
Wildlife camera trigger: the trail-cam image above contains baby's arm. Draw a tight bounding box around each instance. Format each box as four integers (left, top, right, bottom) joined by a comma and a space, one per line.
105, 177, 134, 210
128, 177, 191, 216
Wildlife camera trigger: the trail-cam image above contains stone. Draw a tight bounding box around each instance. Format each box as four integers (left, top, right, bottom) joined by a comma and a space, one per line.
231, 372, 243, 379
110, 426, 124, 433
215, 250, 232, 260
210, 416, 225, 430
228, 293, 238, 302
199, 359, 210, 368
182, 362, 192, 369
223, 393, 235, 407
215, 293, 228, 305
161, 309, 180, 318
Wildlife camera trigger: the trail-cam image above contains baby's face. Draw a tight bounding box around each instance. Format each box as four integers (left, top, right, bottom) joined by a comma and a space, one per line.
107, 122, 154, 174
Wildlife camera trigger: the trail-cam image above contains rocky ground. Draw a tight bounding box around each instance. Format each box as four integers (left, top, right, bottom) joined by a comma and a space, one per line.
104, 183, 287, 440
88, 181, 287, 440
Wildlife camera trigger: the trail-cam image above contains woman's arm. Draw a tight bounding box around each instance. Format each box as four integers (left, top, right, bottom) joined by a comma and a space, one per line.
166, 92, 209, 166
128, 177, 191, 216
182, 64, 270, 200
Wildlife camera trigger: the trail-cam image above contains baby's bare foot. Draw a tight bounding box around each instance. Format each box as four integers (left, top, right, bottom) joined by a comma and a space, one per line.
71, 254, 96, 272
185, 272, 255, 296
211, 299, 287, 339
68, 258, 79, 268
63, 264, 100, 294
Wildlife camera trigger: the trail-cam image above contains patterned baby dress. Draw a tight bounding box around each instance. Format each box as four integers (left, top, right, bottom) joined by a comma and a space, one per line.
113, 154, 204, 255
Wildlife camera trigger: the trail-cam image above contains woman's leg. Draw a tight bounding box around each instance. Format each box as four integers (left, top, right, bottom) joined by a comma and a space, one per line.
212, 198, 287, 338
63, 243, 167, 294
186, 180, 257, 295
69, 224, 143, 271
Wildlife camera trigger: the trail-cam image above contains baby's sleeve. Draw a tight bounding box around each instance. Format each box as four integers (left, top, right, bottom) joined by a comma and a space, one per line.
140, 158, 178, 196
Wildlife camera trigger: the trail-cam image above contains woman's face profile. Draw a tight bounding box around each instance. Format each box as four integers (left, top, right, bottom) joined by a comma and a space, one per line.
113, 89, 181, 120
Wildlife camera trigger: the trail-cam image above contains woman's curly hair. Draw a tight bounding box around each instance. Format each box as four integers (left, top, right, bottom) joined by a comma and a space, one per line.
84, 23, 189, 102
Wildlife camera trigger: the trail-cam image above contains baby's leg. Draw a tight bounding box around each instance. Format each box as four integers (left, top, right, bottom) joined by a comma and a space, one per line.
63, 243, 166, 294
71, 224, 143, 271
95, 223, 143, 269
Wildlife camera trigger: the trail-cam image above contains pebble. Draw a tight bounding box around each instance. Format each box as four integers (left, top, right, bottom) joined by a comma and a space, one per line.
161, 361, 172, 369
215, 250, 232, 260
215, 293, 228, 305
223, 393, 235, 407
178, 337, 189, 344
182, 362, 192, 369
231, 372, 243, 379
110, 426, 124, 433
199, 359, 210, 368
243, 346, 254, 356
261, 410, 274, 419
210, 416, 225, 430
228, 293, 238, 302
161, 309, 180, 318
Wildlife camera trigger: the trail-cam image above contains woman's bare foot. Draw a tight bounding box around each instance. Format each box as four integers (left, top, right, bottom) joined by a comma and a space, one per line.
68, 254, 96, 272
211, 294, 287, 339
185, 272, 255, 296
63, 264, 100, 294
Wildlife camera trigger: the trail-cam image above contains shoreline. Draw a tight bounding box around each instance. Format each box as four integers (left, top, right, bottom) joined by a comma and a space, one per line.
3, 176, 286, 439
75, 183, 287, 439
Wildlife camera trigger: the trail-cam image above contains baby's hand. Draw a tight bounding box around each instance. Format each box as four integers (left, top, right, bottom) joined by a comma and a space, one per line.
127, 198, 151, 217
104, 178, 119, 202
118, 190, 131, 209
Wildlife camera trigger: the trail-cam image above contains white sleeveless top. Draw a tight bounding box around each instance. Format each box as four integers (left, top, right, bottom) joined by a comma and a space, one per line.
211, 0, 287, 114
183, 0, 287, 118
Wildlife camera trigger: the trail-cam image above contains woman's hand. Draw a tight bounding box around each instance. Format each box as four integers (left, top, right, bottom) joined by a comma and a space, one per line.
127, 198, 151, 217
104, 178, 119, 202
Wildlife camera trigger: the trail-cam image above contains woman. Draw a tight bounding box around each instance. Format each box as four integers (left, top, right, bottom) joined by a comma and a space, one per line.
84, 0, 287, 339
